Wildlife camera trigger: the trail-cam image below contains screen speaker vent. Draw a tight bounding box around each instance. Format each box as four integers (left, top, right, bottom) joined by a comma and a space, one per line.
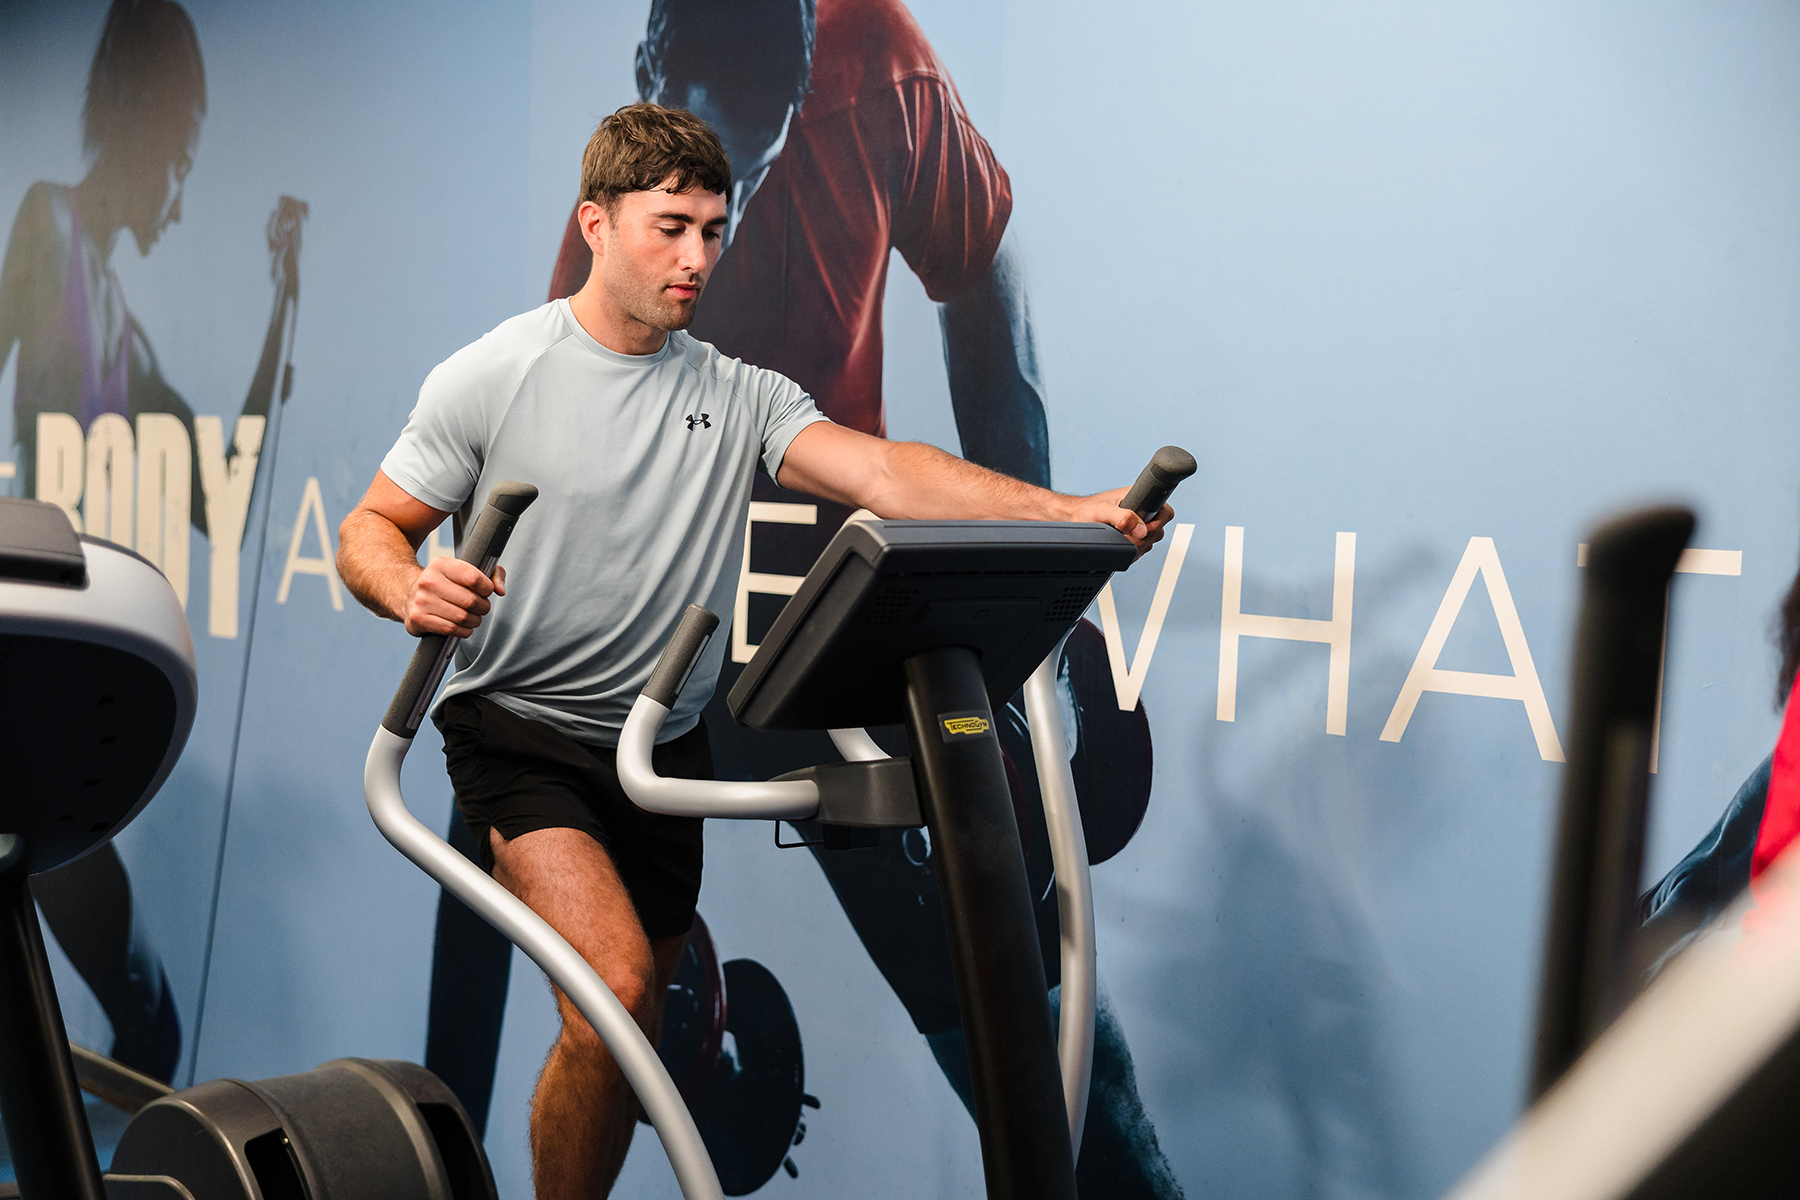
1043, 583, 1100, 623
858, 587, 919, 626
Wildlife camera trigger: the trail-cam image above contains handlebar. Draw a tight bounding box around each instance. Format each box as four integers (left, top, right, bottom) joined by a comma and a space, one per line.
644, 605, 720, 709
381, 481, 538, 738
1119, 445, 1196, 522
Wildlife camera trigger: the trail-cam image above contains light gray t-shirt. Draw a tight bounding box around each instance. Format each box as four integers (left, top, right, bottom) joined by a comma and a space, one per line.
381, 299, 827, 746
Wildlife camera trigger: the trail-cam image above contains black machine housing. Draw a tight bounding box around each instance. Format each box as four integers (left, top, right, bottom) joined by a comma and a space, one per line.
729, 519, 1135, 731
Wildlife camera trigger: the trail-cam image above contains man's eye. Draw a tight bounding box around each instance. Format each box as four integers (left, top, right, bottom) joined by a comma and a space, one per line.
660, 226, 682, 236
704, 229, 722, 242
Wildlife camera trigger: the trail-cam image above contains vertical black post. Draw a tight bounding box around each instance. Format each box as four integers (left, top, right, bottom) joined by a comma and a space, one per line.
1530, 506, 1694, 1100
0, 847, 106, 1200
902, 646, 1076, 1200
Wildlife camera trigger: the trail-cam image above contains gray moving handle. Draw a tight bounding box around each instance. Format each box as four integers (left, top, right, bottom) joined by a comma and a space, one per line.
1119, 446, 1196, 522
382, 481, 538, 738
365, 484, 723, 1200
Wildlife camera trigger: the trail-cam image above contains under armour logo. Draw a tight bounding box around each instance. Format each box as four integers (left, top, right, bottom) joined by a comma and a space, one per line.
685, 413, 711, 430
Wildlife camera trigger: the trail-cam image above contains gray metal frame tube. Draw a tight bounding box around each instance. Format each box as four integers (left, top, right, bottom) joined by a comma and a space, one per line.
1023, 641, 1096, 1152
363, 728, 723, 1200
617, 695, 819, 818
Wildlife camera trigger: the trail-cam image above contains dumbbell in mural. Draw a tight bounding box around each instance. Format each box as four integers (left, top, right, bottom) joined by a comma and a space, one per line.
636, 915, 818, 1195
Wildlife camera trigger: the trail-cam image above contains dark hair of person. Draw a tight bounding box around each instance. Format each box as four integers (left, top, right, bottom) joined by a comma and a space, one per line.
1777, 557, 1800, 705
580, 104, 732, 212
82, 0, 206, 158
638, 0, 816, 115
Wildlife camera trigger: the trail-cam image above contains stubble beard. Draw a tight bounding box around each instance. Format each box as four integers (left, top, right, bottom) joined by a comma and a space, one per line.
618, 279, 700, 333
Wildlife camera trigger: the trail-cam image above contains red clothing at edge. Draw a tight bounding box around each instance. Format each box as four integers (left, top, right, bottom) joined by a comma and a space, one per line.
1752, 674, 1800, 882
549, 0, 1012, 437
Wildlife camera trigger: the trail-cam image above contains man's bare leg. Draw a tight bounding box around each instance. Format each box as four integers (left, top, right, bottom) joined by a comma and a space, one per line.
490, 827, 688, 1200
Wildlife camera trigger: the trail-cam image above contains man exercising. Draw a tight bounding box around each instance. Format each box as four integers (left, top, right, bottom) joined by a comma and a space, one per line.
337, 103, 1169, 1200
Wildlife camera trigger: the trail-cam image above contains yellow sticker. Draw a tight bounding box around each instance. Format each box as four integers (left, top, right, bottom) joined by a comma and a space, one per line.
941, 715, 992, 737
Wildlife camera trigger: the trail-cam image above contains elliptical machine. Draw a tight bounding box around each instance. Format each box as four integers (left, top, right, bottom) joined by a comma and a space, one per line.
0, 497, 495, 1200
362, 449, 1195, 1200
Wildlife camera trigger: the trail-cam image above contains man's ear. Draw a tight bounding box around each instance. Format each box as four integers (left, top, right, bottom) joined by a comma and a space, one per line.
578, 200, 609, 257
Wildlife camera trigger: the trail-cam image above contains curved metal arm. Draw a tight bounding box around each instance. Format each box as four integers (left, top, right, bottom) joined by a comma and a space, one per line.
619, 693, 820, 818
620, 610, 821, 818
364, 730, 722, 1200
1023, 638, 1097, 1155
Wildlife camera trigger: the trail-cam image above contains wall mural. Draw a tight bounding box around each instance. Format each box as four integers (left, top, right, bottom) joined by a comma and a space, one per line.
2, 0, 1795, 1197
0, 0, 304, 1094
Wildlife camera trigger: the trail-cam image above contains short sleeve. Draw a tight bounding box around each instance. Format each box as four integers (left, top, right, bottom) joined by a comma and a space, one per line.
754, 367, 829, 479
885, 75, 1013, 303
379, 361, 488, 513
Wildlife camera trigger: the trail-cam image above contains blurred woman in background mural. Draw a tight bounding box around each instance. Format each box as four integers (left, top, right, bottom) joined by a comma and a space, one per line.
0, 0, 303, 1083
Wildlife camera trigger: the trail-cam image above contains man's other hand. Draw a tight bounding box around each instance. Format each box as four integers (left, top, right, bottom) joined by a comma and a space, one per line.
406, 558, 507, 637
1069, 488, 1172, 555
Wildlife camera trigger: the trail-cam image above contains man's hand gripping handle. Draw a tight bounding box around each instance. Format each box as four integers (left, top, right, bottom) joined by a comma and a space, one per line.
1119, 445, 1197, 523
381, 482, 539, 738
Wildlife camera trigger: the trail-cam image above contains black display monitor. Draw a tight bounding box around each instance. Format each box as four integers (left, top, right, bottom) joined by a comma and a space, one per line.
727, 519, 1137, 731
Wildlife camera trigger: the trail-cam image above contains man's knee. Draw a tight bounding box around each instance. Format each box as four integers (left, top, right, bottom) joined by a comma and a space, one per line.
556, 956, 659, 1044
604, 961, 658, 1021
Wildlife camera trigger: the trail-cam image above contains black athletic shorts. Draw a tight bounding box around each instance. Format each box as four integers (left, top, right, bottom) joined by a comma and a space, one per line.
435, 694, 710, 939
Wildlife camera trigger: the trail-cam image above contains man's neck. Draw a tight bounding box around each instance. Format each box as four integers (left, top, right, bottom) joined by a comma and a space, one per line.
567, 278, 668, 357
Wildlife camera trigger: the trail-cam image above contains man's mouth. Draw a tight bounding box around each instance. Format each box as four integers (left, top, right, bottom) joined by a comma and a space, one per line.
667, 281, 700, 301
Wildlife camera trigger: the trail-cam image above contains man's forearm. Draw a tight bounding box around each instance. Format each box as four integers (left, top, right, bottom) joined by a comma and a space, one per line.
337, 507, 422, 621
862, 440, 1077, 522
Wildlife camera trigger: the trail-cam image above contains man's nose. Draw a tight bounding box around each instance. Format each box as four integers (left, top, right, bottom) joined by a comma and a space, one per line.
676, 229, 710, 272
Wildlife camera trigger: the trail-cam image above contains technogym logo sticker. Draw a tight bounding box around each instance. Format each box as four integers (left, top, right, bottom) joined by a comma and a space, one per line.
939, 712, 993, 742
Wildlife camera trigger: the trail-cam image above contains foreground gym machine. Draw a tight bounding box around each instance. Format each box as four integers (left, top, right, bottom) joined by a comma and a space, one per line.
364, 449, 1194, 1200
0, 497, 495, 1200
1452, 506, 1800, 1199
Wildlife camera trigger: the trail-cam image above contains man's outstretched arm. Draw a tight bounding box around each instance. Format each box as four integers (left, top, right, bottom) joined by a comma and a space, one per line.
337, 470, 504, 637
776, 422, 1170, 551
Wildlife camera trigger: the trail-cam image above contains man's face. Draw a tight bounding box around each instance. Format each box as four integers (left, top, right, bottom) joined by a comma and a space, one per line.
584, 178, 728, 333
674, 84, 793, 250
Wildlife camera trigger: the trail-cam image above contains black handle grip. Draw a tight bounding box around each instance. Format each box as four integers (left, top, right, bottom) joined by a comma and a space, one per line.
1119, 446, 1197, 521
381, 482, 539, 738
643, 605, 720, 709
